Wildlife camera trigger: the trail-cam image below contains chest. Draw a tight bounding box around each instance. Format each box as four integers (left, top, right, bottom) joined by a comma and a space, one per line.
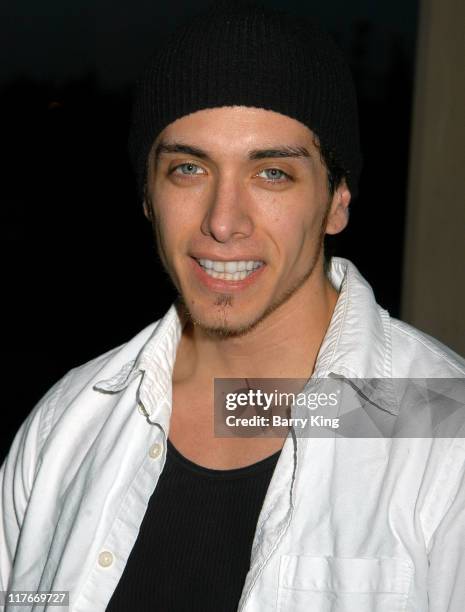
169, 381, 285, 469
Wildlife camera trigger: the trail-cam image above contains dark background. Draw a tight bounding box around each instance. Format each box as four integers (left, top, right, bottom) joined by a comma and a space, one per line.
1, 0, 419, 462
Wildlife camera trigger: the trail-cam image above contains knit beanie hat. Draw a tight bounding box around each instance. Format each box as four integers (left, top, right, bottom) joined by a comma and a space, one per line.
128, 0, 362, 200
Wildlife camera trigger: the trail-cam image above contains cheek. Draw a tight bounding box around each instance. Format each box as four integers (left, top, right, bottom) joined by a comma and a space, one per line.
152, 190, 199, 247
262, 199, 326, 257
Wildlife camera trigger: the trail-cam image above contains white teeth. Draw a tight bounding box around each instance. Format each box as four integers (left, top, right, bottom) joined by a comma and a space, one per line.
199, 258, 213, 269
213, 261, 225, 272
224, 261, 236, 273
207, 270, 250, 280
196, 258, 264, 281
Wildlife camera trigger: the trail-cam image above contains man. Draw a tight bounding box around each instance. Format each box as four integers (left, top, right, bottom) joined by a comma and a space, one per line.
1, 2, 465, 611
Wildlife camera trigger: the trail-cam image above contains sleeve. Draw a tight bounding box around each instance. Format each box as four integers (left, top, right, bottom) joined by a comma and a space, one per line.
426, 437, 465, 611
0, 380, 64, 592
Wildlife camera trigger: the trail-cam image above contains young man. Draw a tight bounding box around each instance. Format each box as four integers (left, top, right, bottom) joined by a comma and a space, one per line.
1, 3, 464, 611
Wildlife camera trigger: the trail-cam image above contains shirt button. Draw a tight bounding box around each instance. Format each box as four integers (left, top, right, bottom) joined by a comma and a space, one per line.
149, 442, 162, 459
98, 551, 114, 568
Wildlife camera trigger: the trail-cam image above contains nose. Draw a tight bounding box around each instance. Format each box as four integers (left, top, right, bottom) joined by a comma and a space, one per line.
200, 173, 254, 243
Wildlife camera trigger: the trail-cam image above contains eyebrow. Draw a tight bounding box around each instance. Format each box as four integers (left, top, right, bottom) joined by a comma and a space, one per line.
154, 141, 312, 163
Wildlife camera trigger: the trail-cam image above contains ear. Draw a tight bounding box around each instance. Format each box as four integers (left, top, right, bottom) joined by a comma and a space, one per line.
143, 199, 152, 222
143, 185, 153, 222
325, 179, 351, 235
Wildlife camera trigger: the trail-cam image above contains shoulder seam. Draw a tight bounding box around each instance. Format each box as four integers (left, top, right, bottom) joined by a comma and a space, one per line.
391, 320, 465, 375
35, 375, 71, 466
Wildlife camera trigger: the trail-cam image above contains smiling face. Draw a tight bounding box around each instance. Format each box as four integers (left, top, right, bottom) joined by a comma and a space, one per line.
144, 106, 350, 338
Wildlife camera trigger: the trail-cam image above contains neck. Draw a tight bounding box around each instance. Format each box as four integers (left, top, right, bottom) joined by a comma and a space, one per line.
173, 268, 339, 384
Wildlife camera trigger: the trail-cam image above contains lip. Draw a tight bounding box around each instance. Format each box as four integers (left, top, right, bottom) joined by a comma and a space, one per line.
190, 254, 265, 263
189, 256, 266, 292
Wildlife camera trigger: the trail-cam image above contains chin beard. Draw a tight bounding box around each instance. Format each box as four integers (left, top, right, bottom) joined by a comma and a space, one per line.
176, 292, 254, 339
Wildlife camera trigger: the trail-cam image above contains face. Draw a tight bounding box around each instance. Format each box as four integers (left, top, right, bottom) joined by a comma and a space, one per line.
144, 106, 350, 338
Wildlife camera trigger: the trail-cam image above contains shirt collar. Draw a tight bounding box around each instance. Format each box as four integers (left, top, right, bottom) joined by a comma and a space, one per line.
313, 257, 398, 415
94, 257, 398, 419
314, 257, 392, 378
93, 302, 186, 431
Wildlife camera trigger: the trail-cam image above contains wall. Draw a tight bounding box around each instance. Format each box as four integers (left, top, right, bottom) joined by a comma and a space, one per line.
402, 0, 465, 356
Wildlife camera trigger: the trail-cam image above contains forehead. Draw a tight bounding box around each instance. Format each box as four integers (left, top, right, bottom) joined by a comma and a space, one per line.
154, 106, 317, 154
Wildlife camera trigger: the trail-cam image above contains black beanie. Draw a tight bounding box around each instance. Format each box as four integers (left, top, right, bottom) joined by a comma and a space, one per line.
128, 0, 362, 200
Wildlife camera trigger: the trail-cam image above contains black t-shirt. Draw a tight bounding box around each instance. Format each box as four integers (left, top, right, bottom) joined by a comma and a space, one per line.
106, 438, 281, 612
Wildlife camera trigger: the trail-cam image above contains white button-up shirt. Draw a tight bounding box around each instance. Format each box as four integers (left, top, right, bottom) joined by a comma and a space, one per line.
1, 258, 465, 611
